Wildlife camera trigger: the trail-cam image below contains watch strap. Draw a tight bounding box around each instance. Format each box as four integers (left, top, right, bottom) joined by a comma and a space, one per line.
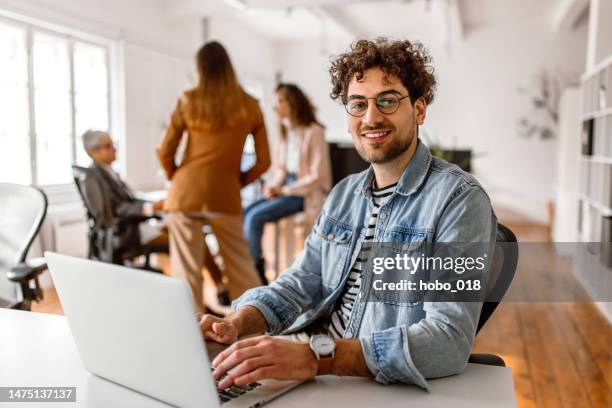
317, 356, 334, 375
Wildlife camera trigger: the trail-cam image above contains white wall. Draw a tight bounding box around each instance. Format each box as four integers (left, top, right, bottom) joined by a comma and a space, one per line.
276, 20, 588, 223
276, 36, 352, 144
122, 42, 195, 190
553, 88, 581, 244
431, 20, 587, 222
593, 0, 612, 67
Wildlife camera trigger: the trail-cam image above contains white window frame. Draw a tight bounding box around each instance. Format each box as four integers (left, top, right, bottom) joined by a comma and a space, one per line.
0, 13, 117, 192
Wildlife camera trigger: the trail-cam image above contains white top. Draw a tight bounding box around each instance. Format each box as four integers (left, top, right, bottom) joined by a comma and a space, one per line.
284, 127, 302, 175
328, 182, 396, 338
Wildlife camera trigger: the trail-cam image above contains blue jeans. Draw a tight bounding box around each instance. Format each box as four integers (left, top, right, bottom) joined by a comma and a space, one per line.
244, 195, 304, 261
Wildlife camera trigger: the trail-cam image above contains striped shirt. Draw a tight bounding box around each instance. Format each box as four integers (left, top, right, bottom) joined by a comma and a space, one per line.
327, 181, 397, 339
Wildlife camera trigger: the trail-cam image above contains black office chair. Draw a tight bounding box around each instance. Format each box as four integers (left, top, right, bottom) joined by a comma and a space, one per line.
0, 183, 48, 311
468, 223, 519, 367
71, 165, 168, 272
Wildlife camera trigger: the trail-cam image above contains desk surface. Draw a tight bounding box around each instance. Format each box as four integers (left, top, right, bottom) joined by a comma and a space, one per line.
0, 310, 516, 408
134, 190, 167, 203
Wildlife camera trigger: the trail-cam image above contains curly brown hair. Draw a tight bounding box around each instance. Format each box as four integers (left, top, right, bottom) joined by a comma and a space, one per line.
276, 83, 323, 140
329, 38, 436, 106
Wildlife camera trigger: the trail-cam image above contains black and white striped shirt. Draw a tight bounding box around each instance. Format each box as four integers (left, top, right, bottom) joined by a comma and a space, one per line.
327, 181, 397, 339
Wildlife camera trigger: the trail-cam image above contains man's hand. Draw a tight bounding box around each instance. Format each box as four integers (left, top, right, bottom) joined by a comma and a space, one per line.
212, 336, 318, 389
197, 313, 238, 345
198, 306, 269, 345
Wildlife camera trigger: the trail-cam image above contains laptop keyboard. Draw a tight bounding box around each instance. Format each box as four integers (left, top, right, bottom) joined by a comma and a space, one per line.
212, 368, 261, 404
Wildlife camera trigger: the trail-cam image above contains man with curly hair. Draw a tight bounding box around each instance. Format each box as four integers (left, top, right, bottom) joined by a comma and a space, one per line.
200, 38, 497, 391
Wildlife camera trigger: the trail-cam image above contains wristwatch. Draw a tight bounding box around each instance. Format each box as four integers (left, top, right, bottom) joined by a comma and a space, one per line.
309, 334, 336, 375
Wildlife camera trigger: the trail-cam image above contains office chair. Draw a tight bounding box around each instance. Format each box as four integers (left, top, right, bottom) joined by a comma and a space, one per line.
0, 183, 48, 311
71, 165, 168, 272
468, 223, 519, 367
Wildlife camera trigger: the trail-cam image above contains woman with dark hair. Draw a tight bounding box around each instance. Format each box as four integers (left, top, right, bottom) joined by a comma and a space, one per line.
243, 83, 332, 283
157, 41, 270, 313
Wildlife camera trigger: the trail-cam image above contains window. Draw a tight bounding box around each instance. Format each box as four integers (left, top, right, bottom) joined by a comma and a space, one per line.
240, 80, 265, 205
242, 80, 265, 155
0, 22, 29, 184
0, 17, 111, 186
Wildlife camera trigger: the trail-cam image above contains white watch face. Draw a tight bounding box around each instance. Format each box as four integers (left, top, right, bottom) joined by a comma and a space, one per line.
312, 335, 335, 355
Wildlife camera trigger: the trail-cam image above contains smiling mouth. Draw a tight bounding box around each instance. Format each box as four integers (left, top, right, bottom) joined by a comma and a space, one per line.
360, 130, 391, 142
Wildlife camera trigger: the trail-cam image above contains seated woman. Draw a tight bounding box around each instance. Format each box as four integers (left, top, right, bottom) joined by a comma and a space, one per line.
244, 83, 332, 284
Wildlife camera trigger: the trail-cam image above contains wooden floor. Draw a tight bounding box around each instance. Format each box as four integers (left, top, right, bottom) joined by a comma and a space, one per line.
31, 219, 611, 407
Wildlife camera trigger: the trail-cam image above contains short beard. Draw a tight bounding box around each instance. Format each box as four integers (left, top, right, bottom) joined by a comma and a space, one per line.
356, 131, 414, 164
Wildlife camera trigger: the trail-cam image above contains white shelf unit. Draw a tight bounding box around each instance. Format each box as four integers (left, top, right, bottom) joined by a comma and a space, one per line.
579, 60, 612, 240
576, 41, 612, 322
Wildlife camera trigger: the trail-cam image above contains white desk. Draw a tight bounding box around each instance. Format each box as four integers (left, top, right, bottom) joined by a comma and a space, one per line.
134, 190, 167, 203
0, 310, 516, 407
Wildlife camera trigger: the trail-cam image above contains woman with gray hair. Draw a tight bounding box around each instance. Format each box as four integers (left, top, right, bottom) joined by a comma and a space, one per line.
80, 129, 229, 304
80, 129, 164, 252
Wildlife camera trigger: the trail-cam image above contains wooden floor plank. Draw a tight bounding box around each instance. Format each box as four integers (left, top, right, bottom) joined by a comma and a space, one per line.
563, 303, 612, 407
535, 302, 592, 407
516, 302, 565, 408
474, 301, 537, 407
568, 302, 612, 386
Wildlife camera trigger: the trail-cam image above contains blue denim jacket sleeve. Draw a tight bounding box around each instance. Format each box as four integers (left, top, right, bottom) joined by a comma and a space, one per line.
360, 185, 497, 390
232, 216, 326, 334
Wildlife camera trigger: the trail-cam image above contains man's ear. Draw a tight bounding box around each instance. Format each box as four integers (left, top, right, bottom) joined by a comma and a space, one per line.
414, 98, 427, 125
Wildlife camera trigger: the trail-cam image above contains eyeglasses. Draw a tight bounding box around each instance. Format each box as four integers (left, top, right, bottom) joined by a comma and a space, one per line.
345, 95, 411, 117
95, 142, 115, 151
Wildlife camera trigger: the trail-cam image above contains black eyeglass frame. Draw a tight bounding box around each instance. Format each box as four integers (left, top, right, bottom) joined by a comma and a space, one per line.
344, 95, 411, 117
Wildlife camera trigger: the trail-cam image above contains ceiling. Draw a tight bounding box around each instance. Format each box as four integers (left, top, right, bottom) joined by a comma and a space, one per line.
166, 0, 587, 44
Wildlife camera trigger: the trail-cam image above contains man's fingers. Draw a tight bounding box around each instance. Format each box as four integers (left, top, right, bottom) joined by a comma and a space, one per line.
200, 315, 237, 344
233, 367, 273, 387
212, 337, 264, 367
203, 330, 227, 343
206, 322, 234, 343
214, 352, 270, 385
213, 347, 261, 380
212, 337, 262, 367
218, 357, 273, 389
212, 322, 233, 336
199, 314, 221, 332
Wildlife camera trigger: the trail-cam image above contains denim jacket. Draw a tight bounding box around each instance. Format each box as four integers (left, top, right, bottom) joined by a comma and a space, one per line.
233, 139, 497, 390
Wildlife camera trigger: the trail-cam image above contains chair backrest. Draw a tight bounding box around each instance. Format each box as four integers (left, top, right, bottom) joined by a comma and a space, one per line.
72, 165, 95, 225
328, 142, 370, 186
0, 184, 48, 268
72, 165, 138, 263
72, 165, 113, 229
476, 223, 519, 334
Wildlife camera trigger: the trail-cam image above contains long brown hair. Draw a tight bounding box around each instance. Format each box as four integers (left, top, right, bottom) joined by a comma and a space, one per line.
187, 41, 247, 129
276, 83, 323, 139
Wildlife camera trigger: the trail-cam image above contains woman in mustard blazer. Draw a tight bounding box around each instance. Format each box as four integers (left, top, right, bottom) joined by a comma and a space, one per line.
158, 41, 270, 312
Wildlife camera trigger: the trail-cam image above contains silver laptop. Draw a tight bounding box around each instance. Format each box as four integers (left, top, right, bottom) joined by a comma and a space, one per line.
45, 252, 302, 408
